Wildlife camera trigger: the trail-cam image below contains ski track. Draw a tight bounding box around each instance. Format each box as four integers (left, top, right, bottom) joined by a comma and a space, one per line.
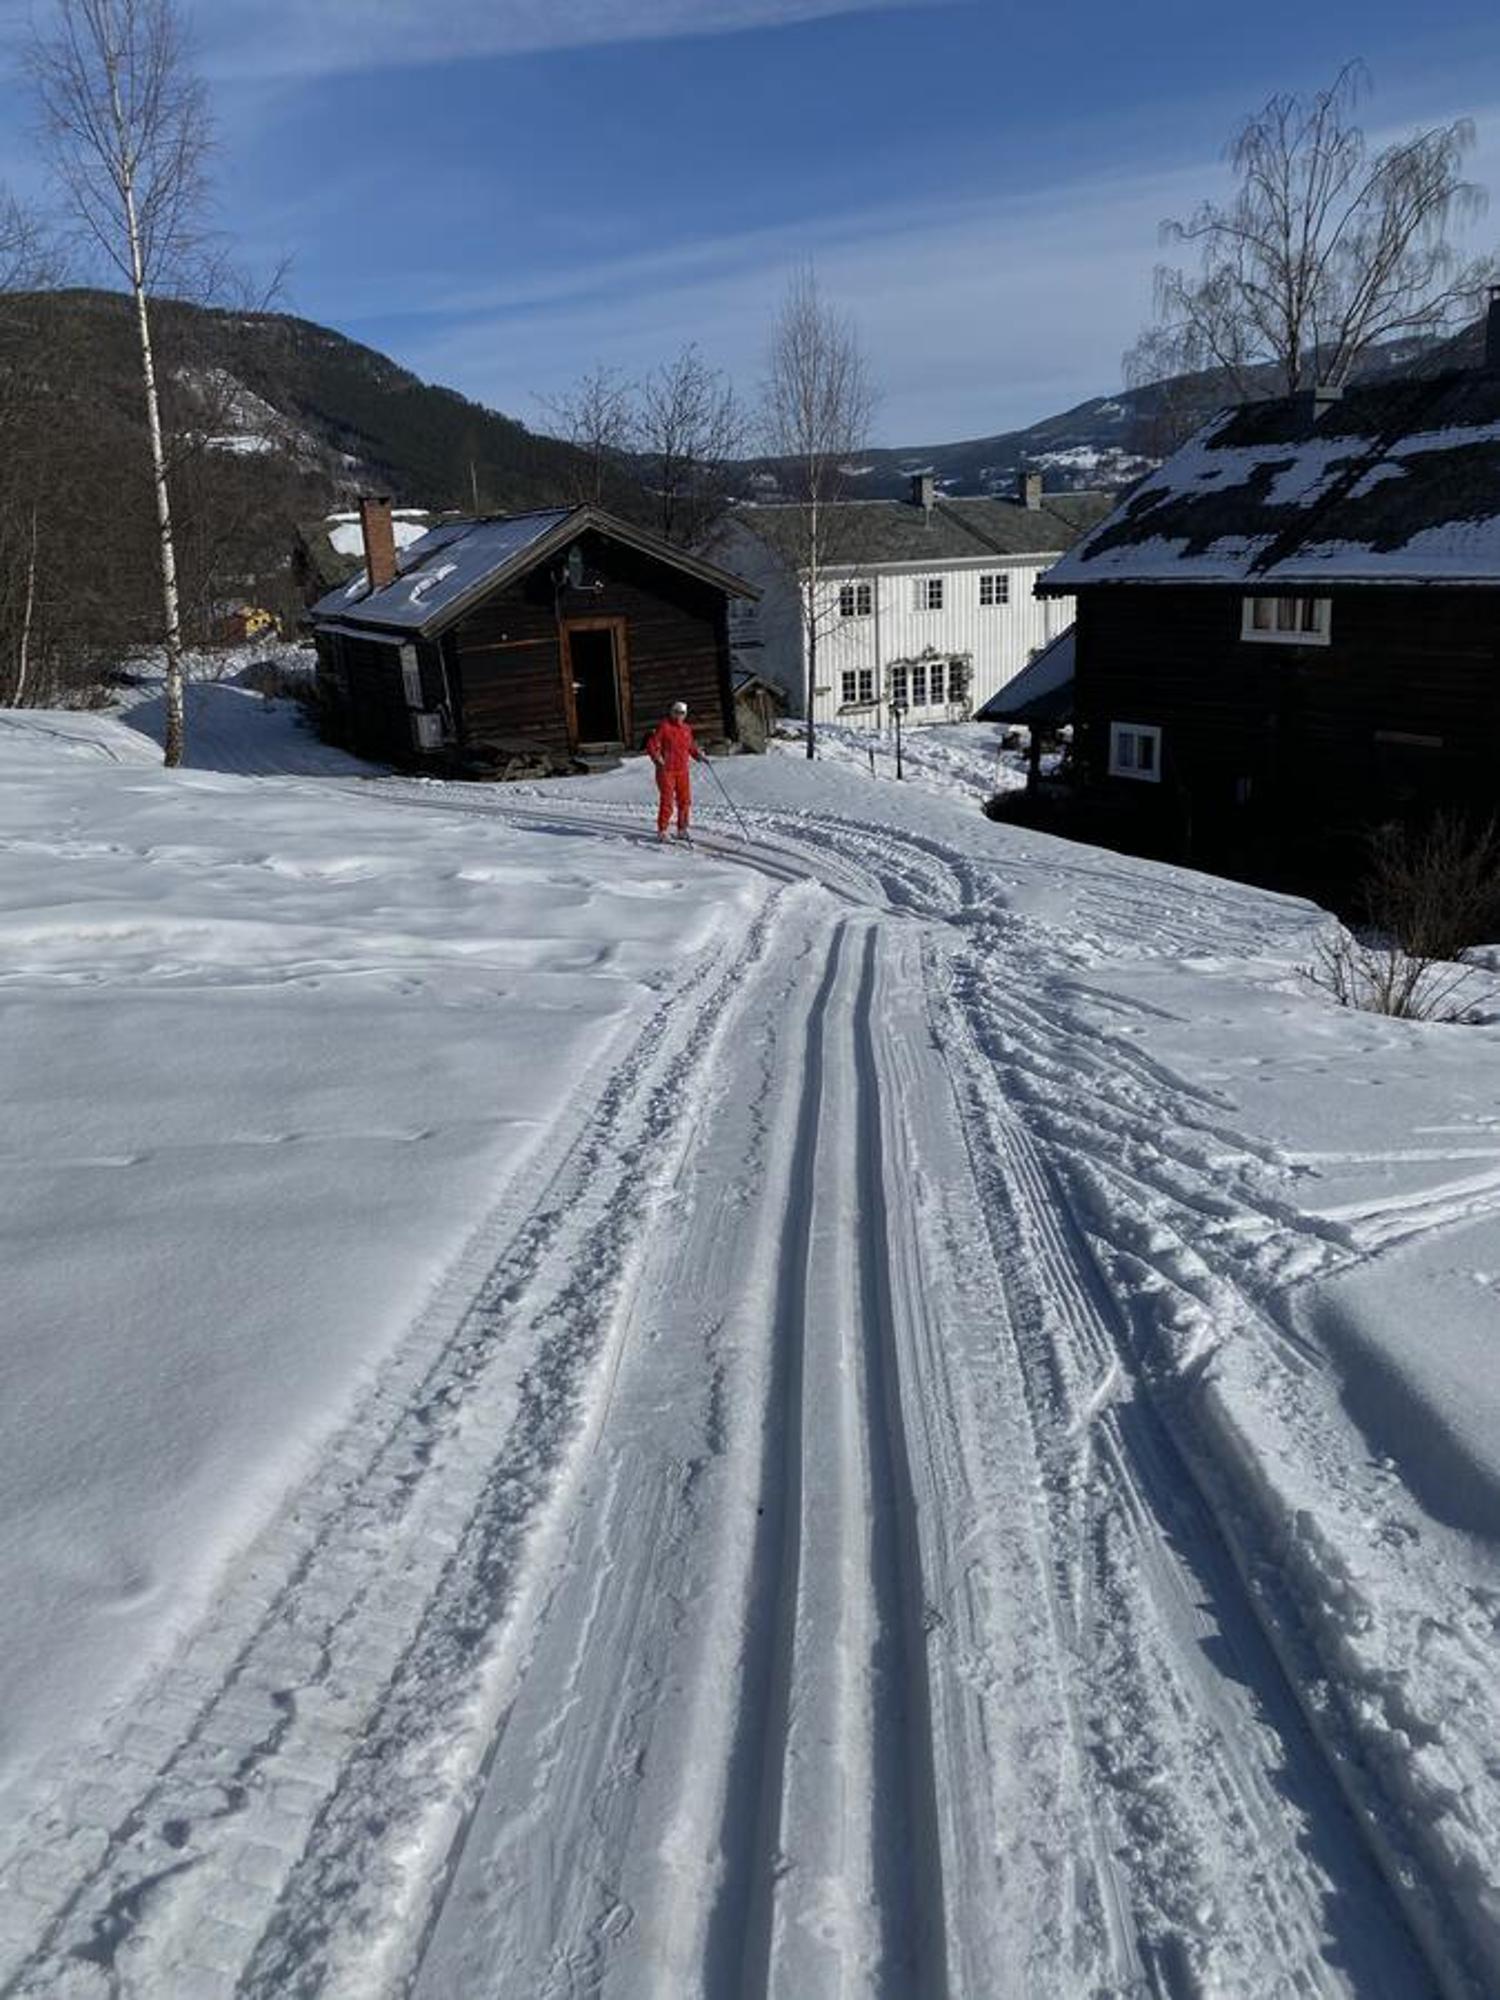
5, 778, 1490, 1996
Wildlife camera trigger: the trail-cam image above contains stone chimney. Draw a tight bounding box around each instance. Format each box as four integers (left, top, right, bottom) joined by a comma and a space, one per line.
359, 495, 397, 593
1486, 285, 1500, 371
1018, 468, 1043, 510
910, 472, 935, 511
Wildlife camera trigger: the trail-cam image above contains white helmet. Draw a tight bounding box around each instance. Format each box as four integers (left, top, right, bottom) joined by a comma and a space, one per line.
671, 700, 688, 717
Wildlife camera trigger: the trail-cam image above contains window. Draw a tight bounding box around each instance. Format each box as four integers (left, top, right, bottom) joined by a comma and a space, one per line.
915, 577, 944, 612
890, 665, 909, 706
1109, 721, 1162, 782
840, 668, 874, 706
839, 581, 872, 618
929, 659, 947, 705
910, 660, 928, 705
979, 572, 1009, 607
399, 643, 423, 708
1241, 596, 1331, 644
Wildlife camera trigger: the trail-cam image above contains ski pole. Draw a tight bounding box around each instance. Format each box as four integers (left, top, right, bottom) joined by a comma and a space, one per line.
703, 756, 753, 843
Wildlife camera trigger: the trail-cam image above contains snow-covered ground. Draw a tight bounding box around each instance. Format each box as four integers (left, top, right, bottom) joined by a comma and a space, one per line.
1, 702, 1498, 1998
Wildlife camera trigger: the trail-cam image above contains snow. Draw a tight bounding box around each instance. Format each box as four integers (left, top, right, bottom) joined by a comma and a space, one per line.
1, 701, 1497, 1996
327, 515, 436, 559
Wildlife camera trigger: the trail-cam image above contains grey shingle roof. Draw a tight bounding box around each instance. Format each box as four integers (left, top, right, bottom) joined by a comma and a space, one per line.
733, 492, 1112, 568
1041, 366, 1500, 590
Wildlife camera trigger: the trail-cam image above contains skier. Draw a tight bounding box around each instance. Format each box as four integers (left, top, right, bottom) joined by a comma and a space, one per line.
645, 699, 708, 841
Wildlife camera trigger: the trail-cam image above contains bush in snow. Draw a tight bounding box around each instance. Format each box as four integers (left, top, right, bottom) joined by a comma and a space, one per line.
1362, 812, 1500, 964
1304, 814, 1500, 1022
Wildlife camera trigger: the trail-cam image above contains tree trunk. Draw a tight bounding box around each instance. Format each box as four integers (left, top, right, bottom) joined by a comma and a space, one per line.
118, 123, 185, 764
13, 504, 37, 707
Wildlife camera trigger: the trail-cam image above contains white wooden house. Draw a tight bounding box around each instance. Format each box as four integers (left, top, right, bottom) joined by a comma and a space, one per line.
708, 472, 1111, 729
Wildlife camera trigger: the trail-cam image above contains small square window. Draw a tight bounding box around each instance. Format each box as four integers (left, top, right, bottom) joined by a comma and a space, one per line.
915, 577, 944, 611
1242, 596, 1331, 644
839, 581, 872, 618
1109, 721, 1162, 782
979, 572, 1009, 607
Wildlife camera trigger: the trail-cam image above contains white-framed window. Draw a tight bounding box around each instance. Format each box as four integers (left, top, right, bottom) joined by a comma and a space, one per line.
1241, 596, 1331, 644
1109, 721, 1162, 782
890, 665, 908, 705
979, 572, 1009, 607
910, 659, 928, 705
914, 577, 944, 612
839, 581, 872, 618
840, 668, 875, 706
399, 643, 423, 707
929, 659, 947, 704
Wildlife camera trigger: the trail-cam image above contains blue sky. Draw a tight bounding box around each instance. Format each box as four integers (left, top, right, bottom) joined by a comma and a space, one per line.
5, 0, 1500, 442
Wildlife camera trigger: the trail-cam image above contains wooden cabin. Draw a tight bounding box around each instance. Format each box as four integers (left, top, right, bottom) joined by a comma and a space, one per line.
308, 498, 753, 771
1037, 309, 1500, 889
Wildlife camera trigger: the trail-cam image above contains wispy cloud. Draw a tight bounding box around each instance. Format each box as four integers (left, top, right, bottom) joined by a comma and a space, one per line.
375, 160, 1224, 443
186, 0, 946, 80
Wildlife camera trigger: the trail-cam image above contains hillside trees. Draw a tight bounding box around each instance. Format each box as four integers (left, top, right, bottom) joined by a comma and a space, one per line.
28, 0, 215, 763
1127, 63, 1494, 407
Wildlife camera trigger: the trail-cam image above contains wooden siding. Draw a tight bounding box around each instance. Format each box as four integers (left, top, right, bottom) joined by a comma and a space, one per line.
314, 628, 447, 765
1072, 585, 1500, 864
450, 531, 734, 753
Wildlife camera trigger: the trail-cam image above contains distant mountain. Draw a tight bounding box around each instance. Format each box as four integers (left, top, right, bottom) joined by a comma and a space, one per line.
1, 286, 1478, 698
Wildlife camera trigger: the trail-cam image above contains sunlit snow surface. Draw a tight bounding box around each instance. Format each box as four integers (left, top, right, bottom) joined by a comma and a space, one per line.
1, 691, 1498, 1997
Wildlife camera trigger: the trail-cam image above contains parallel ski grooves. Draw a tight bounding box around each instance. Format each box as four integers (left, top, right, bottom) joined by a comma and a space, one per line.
851, 926, 950, 2000
710, 923, 845, 2000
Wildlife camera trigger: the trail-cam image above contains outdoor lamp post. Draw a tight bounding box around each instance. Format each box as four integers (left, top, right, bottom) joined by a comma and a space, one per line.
890, 696, 907, 780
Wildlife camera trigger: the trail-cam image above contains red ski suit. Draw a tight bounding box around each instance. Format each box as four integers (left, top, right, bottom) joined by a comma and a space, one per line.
645, 716, 703, 833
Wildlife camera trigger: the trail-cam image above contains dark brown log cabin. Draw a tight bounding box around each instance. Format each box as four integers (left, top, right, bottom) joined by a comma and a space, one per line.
308, 499, 754, 771
1037, 305, 1500, 889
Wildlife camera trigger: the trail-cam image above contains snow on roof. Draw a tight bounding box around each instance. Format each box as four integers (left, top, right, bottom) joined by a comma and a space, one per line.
1042, 367, 1500, 589
313, 511, 573, 632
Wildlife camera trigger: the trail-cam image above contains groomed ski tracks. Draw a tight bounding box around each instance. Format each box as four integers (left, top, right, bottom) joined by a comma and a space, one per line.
0, 778, 1469, 1997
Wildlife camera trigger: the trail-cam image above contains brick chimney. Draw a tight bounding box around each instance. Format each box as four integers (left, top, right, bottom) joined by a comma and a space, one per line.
1487, 285, 1500, 371
359, 495, 397, 593
910, 472, 935, 511
1018, 468, 1043, 510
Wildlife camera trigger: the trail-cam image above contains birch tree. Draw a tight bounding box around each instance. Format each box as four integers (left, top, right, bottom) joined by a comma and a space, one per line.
761, 266, 876, 760
28, 0, 214, 765
1127, 63, 1493, 404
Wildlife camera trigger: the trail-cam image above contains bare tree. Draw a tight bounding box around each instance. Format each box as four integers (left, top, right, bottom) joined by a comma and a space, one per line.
1127, 63, 1493, 404
27, 0, 215, 765
633, 344, 748, 546
761, 265, 876, 759
537, 362, 635, 506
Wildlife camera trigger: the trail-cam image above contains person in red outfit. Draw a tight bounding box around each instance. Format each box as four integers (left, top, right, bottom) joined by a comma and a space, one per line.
645, 699, 708, 840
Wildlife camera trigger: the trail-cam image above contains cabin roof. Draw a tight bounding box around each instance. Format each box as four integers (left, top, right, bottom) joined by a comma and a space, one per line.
1040, 366, 1500, 591
976, 626, 1075, 725
729, 492, 1112, 569
310, 504, 757, 639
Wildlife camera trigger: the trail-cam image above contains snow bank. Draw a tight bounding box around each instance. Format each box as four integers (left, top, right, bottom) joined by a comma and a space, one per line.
0, 710, 761, 1805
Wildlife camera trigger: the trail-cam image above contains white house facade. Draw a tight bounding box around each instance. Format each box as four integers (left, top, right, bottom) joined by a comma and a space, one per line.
709, 473, 1111, 730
